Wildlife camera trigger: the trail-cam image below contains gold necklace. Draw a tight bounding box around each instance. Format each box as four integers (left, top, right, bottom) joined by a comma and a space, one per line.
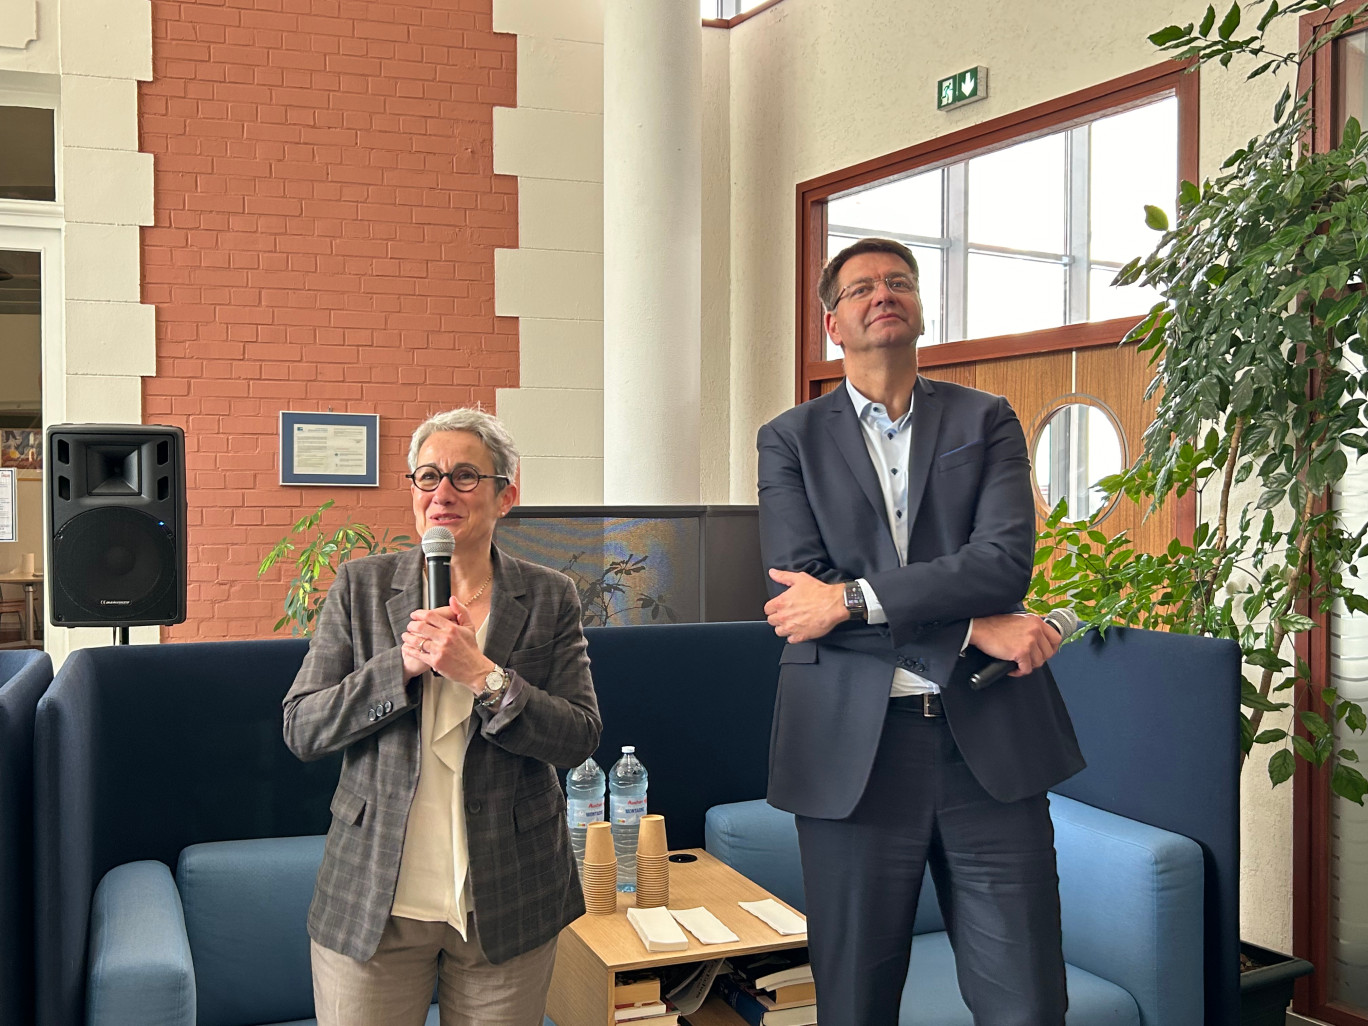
461, 571, 493, 605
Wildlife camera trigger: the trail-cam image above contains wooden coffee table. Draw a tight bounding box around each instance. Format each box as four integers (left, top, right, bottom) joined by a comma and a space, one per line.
546, 848, 807, 1026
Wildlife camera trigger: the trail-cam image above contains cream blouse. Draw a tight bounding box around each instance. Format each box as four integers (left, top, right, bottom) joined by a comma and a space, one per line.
390, 615, 489, 937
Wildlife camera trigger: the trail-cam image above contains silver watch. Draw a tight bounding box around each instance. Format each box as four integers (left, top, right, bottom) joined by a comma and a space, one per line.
477, 666, 511, 708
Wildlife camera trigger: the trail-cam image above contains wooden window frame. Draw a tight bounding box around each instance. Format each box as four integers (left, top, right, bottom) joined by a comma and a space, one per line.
702, 0, 786, 29
1295, 8, 1368, 1023
794, 61, 1200, 405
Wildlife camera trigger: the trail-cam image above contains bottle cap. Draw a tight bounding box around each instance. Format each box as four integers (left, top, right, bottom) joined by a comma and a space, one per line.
621, 745, 635, 753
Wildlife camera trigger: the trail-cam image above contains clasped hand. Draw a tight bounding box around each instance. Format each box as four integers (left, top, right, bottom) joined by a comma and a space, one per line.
401, 601, 495, 693
764, 568, 848, 644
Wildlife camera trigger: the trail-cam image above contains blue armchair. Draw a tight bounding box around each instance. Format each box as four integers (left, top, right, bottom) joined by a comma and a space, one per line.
705, 795, 1203, 1025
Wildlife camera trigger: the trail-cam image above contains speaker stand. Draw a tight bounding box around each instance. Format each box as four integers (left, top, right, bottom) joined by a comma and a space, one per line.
113, 626, 130, 645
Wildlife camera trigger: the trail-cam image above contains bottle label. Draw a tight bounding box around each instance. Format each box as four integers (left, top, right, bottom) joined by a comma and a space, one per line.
611, 795, 648, 824
567, 797, 605, 829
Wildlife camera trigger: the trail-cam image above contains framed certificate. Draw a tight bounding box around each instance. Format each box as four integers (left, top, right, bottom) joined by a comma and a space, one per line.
279, 412, 380, 487
0, 468, 14, 542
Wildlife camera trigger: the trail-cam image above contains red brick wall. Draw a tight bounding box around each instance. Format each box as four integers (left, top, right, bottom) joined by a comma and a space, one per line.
139, 0, 517, 641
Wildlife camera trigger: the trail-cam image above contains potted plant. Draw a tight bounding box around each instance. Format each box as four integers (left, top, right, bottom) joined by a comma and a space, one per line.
257, 499, 413, 636
1029, 0, 1368, 1017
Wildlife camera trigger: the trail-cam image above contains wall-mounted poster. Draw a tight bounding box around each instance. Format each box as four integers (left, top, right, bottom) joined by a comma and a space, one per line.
0, 429, 40, 470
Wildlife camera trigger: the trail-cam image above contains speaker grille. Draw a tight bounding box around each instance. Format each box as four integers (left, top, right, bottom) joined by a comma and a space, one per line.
51, 507, 178, 622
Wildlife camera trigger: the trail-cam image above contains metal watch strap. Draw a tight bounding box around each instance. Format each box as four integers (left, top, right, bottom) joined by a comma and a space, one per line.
843, 580, 868, 620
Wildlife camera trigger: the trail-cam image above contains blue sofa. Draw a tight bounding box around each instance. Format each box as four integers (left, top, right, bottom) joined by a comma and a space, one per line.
36, 622, 1239, 1026
0, 649, 53, 1026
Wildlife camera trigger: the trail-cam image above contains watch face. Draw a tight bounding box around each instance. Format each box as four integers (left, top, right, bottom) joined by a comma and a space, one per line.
485, 668, 507, 693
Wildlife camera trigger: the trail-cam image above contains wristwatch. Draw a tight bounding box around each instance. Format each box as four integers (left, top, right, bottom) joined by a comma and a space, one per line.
476, 666, 511, 708
843, 581, 868, 621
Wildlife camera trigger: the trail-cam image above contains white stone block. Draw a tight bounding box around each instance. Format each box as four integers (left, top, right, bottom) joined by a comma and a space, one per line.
495, 248, 603, 320
518, 317, 603, 390
517, 35, 603, 114
62, 76, 139, 150
494, 107, 602, 183
518, 178, 603, 252
514, 456, 604, 505
63, 147, 153, 225
493, 0, 603, 44
0, 0, 38, 50
64, 372, 142, 422
65, 300, 155, 376
496, 385, 603, 458
60, 0, 151, 81
63, 222, 141, 301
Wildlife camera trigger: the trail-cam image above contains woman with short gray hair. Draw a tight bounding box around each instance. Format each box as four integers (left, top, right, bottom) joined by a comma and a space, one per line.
284, 407, 600, 1026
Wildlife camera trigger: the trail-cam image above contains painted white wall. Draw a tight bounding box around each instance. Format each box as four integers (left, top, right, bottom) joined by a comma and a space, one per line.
493, 0, 607, 503
0, 0, 159, 659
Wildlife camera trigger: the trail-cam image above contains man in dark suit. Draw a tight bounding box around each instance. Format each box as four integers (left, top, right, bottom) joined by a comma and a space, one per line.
757, 238, 1085, 1026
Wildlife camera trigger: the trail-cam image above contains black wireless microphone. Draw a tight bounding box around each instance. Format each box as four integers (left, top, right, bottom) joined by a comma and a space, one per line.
421, 526, 454, 610
968, 608, 1081, 691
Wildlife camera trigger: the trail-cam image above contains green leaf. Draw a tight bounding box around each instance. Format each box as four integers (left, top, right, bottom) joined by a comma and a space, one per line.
1269, 749, 1295, 786
1254, 728, 1288, 743
1345, 117, 1362, 149
1144, 205, 1170, 231
1217, 0, 1240, 39
1333, 763, 1368, 805
1300, 710, 1331, 738
1292, 735, 1317, 762
1149, 24, 1187, 45
1256, 0, 1280, 33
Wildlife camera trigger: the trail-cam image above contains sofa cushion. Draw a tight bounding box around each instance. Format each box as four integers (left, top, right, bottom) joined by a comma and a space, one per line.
177, 835, 324, 1026
900, 932, 1139, 1026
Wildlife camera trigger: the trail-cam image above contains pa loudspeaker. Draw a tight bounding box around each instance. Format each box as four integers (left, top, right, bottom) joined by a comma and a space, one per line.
46, 424, 187, 627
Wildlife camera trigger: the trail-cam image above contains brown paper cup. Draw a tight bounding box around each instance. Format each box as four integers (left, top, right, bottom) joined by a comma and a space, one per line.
637, 814, 668, 857
585, 821, 614, 864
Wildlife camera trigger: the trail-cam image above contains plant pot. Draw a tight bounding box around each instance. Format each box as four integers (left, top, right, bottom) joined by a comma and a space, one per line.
1240, 941, 1314, 1026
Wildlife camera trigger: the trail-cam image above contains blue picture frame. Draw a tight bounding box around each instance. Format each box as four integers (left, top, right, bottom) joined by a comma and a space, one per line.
279, 412, 380, 487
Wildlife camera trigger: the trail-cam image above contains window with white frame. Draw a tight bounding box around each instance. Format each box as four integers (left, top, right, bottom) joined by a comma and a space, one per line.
824, 95, 1177, 359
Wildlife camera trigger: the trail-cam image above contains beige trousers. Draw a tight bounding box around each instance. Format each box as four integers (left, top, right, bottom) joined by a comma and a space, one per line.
310, 915, 558, 1026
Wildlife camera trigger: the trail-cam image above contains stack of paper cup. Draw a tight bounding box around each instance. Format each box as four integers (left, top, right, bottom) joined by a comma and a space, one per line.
581, 822, 618, 915
634, 814, 670, 909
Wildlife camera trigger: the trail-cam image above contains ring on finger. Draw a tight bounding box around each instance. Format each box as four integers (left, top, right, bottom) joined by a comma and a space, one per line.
420, 639, 429, 654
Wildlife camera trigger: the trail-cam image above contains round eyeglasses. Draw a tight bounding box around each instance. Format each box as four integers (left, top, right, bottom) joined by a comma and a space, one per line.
406, 464, 509, 492
833, 273, 918, 307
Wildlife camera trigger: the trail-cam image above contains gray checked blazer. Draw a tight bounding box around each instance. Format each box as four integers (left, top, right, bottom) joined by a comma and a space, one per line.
283, 544, 601, 964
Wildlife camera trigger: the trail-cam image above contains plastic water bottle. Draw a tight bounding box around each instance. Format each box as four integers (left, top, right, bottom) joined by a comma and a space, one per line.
609, 746, 649, 893
565, 757, 606, 871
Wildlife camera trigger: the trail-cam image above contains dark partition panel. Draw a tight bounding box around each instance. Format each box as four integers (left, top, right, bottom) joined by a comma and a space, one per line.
498, 506, 765, 626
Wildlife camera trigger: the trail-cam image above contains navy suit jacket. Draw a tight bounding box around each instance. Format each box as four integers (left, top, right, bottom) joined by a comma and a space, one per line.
756, 376, 1084, 817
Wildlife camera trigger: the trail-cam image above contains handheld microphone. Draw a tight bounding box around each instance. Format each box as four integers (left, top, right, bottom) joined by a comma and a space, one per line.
968, 607, 1081, 691
421, 527, 455, 610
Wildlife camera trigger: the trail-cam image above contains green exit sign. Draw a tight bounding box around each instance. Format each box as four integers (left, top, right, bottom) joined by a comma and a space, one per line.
937, 66, 988, 111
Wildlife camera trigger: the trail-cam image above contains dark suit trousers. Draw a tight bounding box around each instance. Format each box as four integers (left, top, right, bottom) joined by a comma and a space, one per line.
795, 703, 1067, 1026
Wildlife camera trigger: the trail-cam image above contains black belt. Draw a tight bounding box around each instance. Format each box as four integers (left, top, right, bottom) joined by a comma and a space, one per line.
889, 693, 944, 717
